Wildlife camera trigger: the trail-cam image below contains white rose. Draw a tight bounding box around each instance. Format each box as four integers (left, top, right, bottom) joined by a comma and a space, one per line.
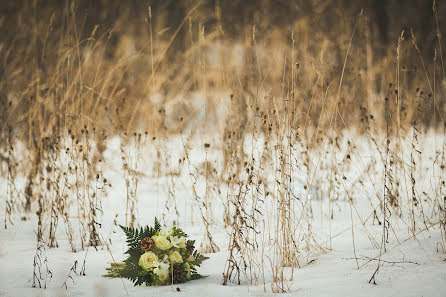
169, 250, 183, 264
138, 252, 158, 271
152, 235, 172, 250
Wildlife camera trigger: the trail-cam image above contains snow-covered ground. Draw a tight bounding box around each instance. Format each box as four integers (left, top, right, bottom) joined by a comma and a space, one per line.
1, 133, 446, 297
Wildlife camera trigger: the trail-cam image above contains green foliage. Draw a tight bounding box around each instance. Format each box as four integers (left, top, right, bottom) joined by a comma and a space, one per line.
188, 250, 208, 279
123, 254, 150, 286
111, 218, 161, 286
171, 226, 188, 238
192, 250, 209, 267
190, 273, 207, 280
103, 248, 152, 285
119, 217, 161, 257
105, 217, 208, 286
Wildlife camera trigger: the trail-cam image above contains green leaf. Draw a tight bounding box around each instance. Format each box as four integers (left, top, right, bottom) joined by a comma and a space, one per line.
119, 224, 158, 256
154, 217, 161, 231
192, 250, 209, 266
171, 226, 188, 238
190, 274, 208, 280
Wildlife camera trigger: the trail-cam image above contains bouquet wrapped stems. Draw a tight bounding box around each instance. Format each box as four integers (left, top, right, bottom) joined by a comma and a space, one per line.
104, 262, 126, 278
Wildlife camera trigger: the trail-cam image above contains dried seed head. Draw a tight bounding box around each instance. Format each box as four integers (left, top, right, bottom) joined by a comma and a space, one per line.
141, 237, 155, 251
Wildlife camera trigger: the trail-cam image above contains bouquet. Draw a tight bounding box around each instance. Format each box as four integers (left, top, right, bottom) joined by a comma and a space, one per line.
104, 218, 208, 286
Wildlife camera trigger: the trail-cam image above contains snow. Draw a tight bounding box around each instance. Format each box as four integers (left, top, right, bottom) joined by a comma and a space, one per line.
1, 132, 446, 297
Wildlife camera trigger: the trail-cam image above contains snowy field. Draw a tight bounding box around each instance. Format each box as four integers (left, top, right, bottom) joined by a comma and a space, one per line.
1, 133, 446, 297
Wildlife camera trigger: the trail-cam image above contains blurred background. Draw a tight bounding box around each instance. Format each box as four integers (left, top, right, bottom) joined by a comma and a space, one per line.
1, 0, 445, 146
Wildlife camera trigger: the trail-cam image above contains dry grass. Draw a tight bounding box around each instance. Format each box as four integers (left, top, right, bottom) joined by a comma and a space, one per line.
1, 0, 446, 292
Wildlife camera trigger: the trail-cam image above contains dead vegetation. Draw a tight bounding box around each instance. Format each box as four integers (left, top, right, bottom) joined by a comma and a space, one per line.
0, 0, 446, 293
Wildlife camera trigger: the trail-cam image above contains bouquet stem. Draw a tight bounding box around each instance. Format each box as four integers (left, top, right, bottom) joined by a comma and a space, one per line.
103, 262, 126, 278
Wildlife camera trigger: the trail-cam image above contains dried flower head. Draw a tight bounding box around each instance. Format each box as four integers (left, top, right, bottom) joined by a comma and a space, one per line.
141, 237, 155, 252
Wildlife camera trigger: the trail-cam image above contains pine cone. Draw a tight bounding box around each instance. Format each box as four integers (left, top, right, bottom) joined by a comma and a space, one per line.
186, 242, 195, 253
173, 266, 184, 283
140, 237, 155, 252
